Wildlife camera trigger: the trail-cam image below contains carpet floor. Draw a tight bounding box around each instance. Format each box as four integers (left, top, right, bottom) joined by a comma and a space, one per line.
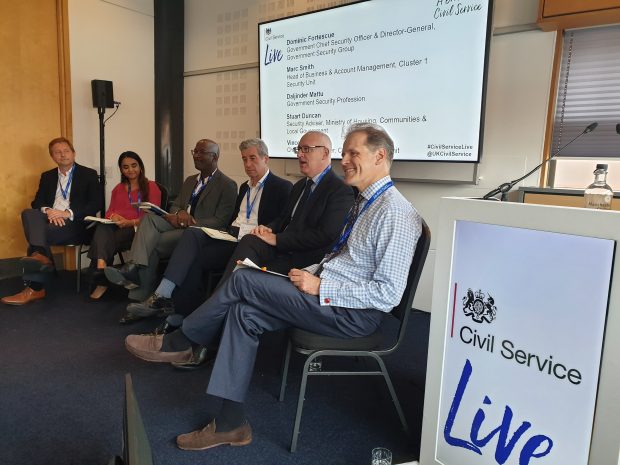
0, 272, 429, 465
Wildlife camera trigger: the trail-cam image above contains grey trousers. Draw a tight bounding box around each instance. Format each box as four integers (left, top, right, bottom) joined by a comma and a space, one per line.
127, 214, 183, 301
182, 268, 384, 402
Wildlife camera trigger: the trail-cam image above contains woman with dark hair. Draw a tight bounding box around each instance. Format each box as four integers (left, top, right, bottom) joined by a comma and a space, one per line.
88, 151, 162, 299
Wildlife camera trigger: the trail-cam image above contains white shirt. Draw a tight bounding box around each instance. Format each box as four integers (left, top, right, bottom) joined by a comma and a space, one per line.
41, 165, 75, 221
231, 170, 269, 238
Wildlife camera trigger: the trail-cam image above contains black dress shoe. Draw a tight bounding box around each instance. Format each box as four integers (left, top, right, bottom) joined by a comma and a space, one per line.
172, 346, 214, 371
119, 312, 145, 324
126, 293, 175, 318
148, 313, 183, 334
104, 263, 140, 289
119, 304, 181, 326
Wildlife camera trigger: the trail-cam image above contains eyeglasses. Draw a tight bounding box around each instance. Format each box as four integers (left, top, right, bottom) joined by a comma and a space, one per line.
292, 145, 326, 154
191, 149, 217, 157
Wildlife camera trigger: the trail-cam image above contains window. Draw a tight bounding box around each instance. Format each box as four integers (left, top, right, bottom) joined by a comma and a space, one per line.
549, 25, 620, 188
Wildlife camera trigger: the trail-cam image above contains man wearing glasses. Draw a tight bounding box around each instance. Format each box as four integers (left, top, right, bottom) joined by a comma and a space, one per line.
105, 138, 237, 302
218, 130, 354, 283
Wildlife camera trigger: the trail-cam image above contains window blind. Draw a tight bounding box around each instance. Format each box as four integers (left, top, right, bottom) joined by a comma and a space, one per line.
552, 25, 620, 158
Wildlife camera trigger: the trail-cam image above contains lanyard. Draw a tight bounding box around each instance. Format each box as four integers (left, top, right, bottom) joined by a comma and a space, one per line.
289, 165, 332, 222
128, 185, 142, 213
331, 181, 394, 253
309, 165, 331, 198
58, 165, 75, 200
245, 181, 265, 220
189, 175, 211, 206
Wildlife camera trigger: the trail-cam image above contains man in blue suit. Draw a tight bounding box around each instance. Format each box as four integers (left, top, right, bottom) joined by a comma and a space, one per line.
1, 137, 101, 305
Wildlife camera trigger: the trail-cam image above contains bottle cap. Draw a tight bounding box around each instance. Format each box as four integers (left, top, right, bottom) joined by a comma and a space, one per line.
596, 163, 608, 170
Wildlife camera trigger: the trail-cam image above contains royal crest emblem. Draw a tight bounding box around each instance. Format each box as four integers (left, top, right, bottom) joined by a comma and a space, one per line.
462, 288, 497, 323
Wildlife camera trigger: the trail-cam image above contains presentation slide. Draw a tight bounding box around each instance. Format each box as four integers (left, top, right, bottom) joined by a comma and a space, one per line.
259, 0, 492, 162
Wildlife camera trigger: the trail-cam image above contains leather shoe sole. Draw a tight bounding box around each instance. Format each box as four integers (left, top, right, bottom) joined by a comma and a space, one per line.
125, 334, 192, 363
119, 312, 145, 324
176, 420, 252, 451
126, 301, 174, 318
104, 267, 139, 290
172, 347, 214, 371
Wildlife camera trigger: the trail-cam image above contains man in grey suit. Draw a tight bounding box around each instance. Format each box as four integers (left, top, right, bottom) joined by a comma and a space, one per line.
105, 138, 237, 301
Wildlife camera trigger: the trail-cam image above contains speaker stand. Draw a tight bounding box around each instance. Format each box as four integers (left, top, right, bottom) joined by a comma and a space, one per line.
97, 106, 107, 212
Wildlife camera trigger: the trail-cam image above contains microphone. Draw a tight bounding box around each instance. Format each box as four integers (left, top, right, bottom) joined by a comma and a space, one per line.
482, 122, 598, 201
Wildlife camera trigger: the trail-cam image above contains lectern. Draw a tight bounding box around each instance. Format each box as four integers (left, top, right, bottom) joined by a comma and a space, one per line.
420, 198, 620, 465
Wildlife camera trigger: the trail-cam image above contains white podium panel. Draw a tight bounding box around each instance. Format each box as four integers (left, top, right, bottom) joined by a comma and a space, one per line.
420, 198, 620, 465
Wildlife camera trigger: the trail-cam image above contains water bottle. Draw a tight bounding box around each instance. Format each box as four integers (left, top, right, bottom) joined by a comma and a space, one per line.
584, 164, 613, 210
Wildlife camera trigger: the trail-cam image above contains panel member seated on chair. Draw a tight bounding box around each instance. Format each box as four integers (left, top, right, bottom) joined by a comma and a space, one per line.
88, 151, 162, 300
1, 137, 101, 306
218, 130, 355, 283
124, 138, 292, 321
104, 138, 237, 302
124, 123, 422, 451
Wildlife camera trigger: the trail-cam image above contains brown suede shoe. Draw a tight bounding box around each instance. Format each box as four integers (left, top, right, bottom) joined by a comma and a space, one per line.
1, 287, 46, 306
125, 334, 192, 363
176, 420, 252, 451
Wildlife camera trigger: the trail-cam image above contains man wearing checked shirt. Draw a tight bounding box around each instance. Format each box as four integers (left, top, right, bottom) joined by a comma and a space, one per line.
124, 122, 423, 451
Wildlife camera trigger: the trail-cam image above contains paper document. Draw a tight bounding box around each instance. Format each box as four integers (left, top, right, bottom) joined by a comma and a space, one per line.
132, 202, 168, 216
192, 226, 238, 243
234, 258, 288, 277
84, 216, 117, 225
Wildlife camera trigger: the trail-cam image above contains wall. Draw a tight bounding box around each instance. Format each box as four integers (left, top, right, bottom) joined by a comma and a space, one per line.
68, 0, 155, 207
402, 28, 555, 311
184, 0, 555, 312
0, 0, 71, 259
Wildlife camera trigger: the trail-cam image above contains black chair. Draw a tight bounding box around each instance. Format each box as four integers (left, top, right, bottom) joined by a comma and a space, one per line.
278, 220, 431, 452
155, 181, 169, 212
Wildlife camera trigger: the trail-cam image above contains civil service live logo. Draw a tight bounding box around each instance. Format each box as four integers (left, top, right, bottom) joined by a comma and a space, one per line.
462, 288, 497, 323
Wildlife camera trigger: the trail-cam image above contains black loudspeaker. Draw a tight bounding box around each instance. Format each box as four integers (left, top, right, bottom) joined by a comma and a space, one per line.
91, 79, 115, 109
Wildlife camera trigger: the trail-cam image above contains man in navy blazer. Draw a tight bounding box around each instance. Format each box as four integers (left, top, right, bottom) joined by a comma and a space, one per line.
1, 137, 101, 305
123, 138, 292, 320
